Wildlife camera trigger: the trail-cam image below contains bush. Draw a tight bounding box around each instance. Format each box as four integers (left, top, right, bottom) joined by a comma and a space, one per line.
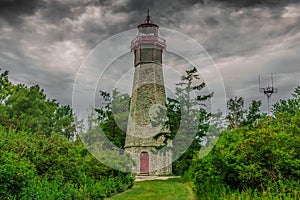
0, 70, 135, 199
188, 114, 300, 197
0, 151, 36, 199
0, 128, 134, 199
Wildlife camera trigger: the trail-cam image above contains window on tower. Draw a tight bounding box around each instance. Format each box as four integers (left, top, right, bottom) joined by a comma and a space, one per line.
154, 49, 162, 64
135, 47, 162, 66
138, 26, 156, 36
141, 48, 152, 61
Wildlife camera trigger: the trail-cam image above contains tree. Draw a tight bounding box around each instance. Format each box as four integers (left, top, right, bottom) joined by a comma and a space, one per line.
53, 105, 76, 139
0, 70, 76, 139
273, 86, 300, 116
243, 100, 263, 126
0, 69, 134, 199
188, 86, 300, 197
95, 89, 130, 149
226, 96, 245, 129
155, 67, 212, 175
0, 69, 14, 103
0, 126, 134, 199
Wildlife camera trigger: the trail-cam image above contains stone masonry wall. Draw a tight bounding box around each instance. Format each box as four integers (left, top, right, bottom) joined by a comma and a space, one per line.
125, 62, 172, 175
126, 146, 172, 175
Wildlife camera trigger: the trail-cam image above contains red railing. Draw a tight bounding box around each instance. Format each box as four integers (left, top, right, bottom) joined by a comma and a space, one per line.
130, 35, 166, 50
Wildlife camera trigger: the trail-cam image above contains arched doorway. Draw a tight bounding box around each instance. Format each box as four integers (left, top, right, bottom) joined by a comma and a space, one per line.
140, 152, 149, 174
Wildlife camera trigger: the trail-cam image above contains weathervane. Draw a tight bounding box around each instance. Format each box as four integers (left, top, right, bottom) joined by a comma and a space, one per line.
258, 74, 278, 116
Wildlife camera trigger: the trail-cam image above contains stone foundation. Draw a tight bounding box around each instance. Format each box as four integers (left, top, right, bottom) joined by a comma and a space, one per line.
126, 146, 172, 175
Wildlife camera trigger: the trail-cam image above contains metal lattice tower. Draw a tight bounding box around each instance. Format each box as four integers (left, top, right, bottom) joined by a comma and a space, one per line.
258, 74, 278, 116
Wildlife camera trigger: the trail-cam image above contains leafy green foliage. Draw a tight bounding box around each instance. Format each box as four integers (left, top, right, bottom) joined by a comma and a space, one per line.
0, 151, 36, 198
0, 70, 76, 139
226, 96, 245, 129
188, 87, 300, 199
244, 100, 263, 126
0, 70, 14, 103
0, 125, 134, 199
95, 89, 130, 149
273, 86, 300, 116
226, 97, 265, 129
159, 67, 212, 175
0, 70, 134, 199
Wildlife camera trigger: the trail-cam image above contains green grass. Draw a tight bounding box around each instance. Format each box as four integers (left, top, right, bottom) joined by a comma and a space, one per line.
196, 184, 299, 200
106, 178, 196, 200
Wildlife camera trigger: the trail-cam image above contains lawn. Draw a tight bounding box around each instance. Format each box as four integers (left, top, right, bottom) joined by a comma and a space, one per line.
106, 178, 196, 200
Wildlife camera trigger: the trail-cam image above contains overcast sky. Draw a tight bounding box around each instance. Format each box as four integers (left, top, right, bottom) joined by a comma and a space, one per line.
1, 0, 300, 114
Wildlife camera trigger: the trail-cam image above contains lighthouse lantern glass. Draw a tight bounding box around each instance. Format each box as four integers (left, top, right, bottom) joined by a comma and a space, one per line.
138, 26, 157, 36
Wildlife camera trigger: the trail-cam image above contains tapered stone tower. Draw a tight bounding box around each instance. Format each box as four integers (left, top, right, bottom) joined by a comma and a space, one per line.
125, 11, 172, 175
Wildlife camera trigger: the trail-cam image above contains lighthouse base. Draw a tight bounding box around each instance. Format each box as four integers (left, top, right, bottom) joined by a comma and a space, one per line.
125, 146, 172, 175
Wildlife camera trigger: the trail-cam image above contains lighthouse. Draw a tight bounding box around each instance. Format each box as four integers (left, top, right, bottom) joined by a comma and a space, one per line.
125, 10, 172, 175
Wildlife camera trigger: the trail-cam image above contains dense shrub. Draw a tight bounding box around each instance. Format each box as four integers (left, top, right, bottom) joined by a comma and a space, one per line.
189, 116, 299, 192
188, 90, 300, 198
0, 151, 36, 198
0, 127, 134, 199
0, 70, 134, 199
0, 70, 75, 139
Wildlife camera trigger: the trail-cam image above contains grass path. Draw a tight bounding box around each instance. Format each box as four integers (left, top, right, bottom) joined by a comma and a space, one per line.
106, 178, 196, 200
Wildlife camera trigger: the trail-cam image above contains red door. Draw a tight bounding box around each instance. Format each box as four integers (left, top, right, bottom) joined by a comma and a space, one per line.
140, 152, 149, 174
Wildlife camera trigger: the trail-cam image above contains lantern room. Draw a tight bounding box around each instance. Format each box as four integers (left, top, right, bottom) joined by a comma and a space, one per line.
131, 10, 166, 66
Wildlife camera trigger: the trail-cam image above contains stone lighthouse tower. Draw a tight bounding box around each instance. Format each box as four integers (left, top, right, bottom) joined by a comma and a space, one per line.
125, 11, 172, 175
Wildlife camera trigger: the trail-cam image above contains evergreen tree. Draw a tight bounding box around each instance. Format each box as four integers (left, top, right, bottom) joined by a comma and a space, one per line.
95, 89, 130, 149
273, 86, 300, 116
0, 69, 76, 139
226, 96, 245, 129
155, 67, 212, 175
243, 100, 263, 126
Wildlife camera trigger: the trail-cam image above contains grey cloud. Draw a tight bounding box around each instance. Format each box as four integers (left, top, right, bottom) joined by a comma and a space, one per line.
196, 8, 300, 59
0, 0, 41, 25
211, 0, 299, 8
204, 17, 219, 26
0, 0, 300, 109
10, 68, 74, 105
38, 0, 89, 24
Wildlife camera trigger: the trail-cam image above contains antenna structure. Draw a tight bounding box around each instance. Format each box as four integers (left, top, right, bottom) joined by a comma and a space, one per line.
258, 74, 278, 116
145, 9, 151, 23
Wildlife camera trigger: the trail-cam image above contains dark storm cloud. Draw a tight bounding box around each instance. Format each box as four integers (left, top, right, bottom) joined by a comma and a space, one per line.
0, 0, 299, 109
114, 0, 156, 12
204, 17, 219, 26
211, 0, 299, 7
113, 0, 298, 16
38, 0, 92, 24
0, 0, 42, 25
113, 0, 205, 26
179, 4, 300, 59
